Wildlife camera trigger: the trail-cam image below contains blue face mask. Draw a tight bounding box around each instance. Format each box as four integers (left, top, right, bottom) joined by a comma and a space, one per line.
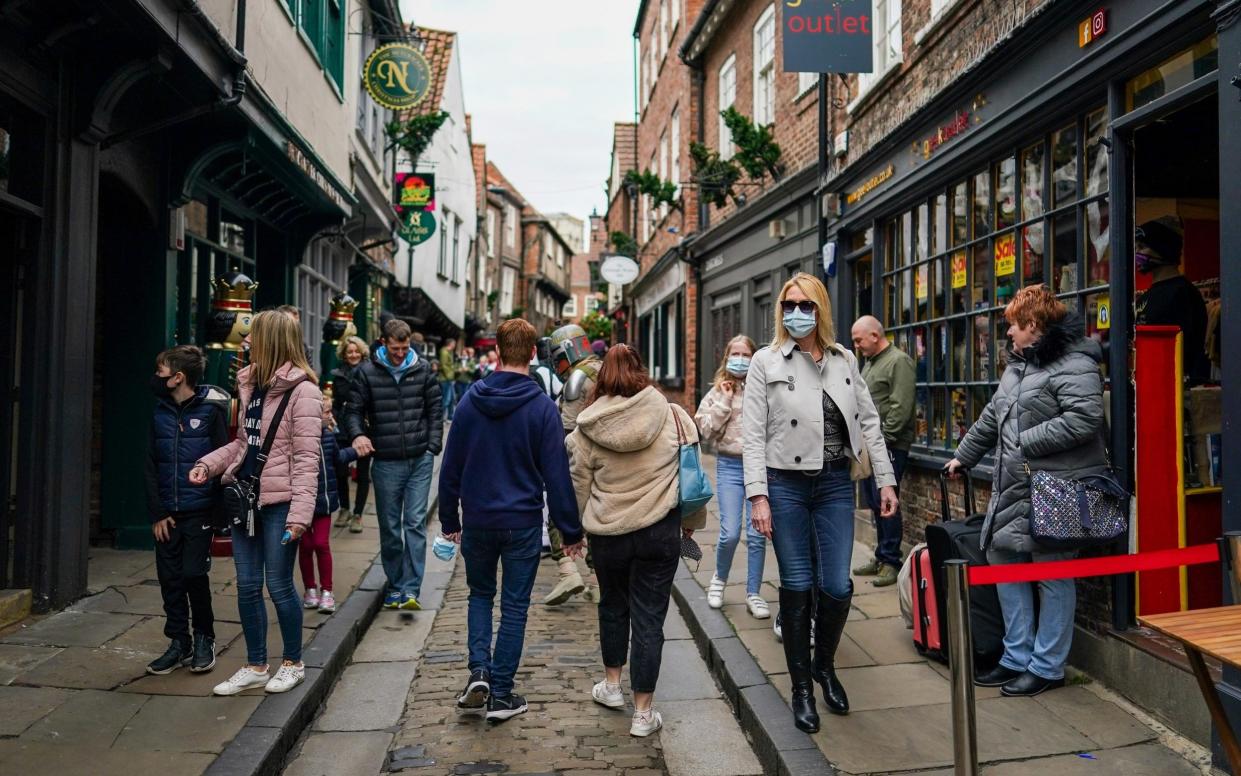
726, 356, 751, 376
782, 309, 817, 338
432, 535, 457, 562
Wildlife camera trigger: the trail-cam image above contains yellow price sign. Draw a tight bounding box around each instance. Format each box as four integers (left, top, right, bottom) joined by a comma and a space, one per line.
994, 233, 1016, 277
951, 252, 967, 289
915, 266, 928, 300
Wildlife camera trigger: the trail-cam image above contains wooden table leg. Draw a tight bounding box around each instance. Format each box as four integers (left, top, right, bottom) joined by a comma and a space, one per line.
1186, 647, 1241, 774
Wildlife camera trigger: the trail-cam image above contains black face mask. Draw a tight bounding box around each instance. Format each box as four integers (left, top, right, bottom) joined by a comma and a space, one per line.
150, 374, 176, 399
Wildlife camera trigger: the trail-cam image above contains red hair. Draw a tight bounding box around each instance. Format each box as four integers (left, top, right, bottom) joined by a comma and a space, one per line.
1004, 284, 1066, 330
588, 345, 650, 405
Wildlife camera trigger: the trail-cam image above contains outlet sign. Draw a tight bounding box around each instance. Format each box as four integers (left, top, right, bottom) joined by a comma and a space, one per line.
782, 0, 874, 74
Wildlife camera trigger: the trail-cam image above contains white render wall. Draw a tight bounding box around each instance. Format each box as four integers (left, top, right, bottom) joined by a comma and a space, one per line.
397, 42, 475, 329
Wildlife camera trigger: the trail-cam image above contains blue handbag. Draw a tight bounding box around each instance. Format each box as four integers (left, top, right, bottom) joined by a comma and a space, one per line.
672, 408, 713, 518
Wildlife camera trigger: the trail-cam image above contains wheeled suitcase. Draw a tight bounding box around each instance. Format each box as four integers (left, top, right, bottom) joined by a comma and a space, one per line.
910, 545, 941, 656
917, 471, 1005, 668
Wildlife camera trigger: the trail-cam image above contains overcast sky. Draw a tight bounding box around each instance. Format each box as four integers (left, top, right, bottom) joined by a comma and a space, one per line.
399, 0, 638, 229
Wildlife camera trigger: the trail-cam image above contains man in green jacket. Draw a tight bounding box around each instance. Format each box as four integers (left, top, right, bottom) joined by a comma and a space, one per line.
851, 316, 916, 586
439, 339, 458, 422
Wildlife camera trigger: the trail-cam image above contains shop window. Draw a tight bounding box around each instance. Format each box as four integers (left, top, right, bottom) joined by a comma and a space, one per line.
178, 200, 257, 346
500, 267, 516, 315
718, 56, 737, 159
451, 216, 461, 283
1125, 36, 1219, 113
297, 240, 349, 371
641, 294, 683, 382
437, 209, 450, 278
711, 290, 742, 365
0, 93, 45, 206
871, 107, 1109, 453
755, 294, 774, 345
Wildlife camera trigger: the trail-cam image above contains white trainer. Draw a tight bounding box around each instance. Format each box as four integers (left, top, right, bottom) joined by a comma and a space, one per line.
265, 661, 305, 693
746, 594, 771, 619
706, 575, 726, 609
213, 666, 270, 696
630, 707, 663, 737
303, 587, 320, 609
592, 680, 625, 709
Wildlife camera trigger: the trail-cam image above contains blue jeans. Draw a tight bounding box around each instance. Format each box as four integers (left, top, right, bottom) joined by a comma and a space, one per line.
439, 379, 455, 420
766, 467, 855, 598
463, 526, 542, 698
715, 455, 765, 596
231, 503, 303, 665
372, 453, 435, 597
987, 548, 1077, 680
864, 448, 909, 567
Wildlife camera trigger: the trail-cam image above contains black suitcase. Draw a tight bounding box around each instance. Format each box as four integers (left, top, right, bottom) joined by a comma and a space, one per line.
922, 471, 1005, 669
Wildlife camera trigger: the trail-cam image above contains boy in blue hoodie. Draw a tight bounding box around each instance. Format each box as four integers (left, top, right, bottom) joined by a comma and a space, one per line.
144, 345, 230, 676
439, 318, 585, 724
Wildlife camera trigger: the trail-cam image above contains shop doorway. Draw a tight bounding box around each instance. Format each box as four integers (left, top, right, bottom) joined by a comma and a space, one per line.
1129, 93, 1221, 615
0, 207, 35, 590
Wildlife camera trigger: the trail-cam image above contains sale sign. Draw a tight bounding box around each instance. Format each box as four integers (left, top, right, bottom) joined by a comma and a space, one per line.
951, 252, 968, 289
782, 0, 874, 74
994, 233, 1016, 277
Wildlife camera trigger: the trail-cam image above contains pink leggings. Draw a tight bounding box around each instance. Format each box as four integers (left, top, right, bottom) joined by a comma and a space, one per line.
298, 515, 334, 592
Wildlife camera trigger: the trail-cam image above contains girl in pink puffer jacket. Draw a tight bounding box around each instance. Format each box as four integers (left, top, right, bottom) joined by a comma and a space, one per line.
190, 310, 323, 698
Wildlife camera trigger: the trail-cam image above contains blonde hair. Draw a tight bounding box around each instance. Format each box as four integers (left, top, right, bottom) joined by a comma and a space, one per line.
713, 334, 757, 389
772, 272, 836, 351
249, 309, 318, 388
337, 335, 370, 363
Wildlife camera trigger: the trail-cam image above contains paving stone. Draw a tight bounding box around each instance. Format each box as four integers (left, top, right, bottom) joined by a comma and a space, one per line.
105, 616, 243, 655
850, 589, 902, 619
660, 699, 763, 775
0, 685, 73, 735
739, 627, 873, 676
981, 742, 1203, 775
0, 739, 214, 775
832, 662, 948, 711
86, 548, 159, 593
653, 640, 718, 701
721, 602, 777, 631
353, 613, 436, 662
0, 644, 61, 685
314, 660, 417, 731
975, 696, 1097, 761
1031, 686, 1156, 749
284, 731, 394, 776
844, 615, 924, 665
0, 611, 144, 648
112, 694, 261, 753
21, 688, 149, 746
118, 653, 249, 697
662, 605, 692, 641
14, 646, 155, 690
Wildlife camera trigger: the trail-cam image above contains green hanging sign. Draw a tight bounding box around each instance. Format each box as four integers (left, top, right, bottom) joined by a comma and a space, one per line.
400, 209, 436, 246
364, 43, 432, 111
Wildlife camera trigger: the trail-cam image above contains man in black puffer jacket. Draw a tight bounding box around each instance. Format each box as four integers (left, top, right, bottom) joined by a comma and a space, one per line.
344, 319, 443, 610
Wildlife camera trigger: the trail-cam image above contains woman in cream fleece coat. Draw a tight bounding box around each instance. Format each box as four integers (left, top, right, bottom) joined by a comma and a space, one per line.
567, 345, 703, 739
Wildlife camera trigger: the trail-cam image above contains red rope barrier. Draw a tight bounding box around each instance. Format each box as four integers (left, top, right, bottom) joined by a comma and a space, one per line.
967, 543, 1221, 586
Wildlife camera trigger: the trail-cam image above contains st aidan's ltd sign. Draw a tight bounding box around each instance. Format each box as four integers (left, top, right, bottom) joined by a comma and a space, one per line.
399, 210, 436, 247
364, 43, 432, 111
782, 0, 874, 74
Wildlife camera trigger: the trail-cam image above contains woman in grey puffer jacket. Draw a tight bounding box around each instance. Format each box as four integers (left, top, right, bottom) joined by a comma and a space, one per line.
947, 285, 1107, 698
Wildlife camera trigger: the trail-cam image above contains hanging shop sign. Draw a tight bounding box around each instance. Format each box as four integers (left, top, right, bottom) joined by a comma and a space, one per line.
1079, 9, 1108, 48
394, 172, 436, 213
994, 233, 1016, 277
911, 95, 987, 162
845, 164, 894, 205
364, 43, 432, 111
951, 252, 968, 289
600, 254, 640, 285
399, 210, 437, 246
782, 0, 874, 73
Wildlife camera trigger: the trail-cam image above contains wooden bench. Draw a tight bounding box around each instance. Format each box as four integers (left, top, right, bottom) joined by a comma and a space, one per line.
1139, 605, 1241, 772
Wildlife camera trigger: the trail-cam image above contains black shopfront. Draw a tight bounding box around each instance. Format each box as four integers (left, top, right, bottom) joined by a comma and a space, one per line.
829, 0, 1240, 762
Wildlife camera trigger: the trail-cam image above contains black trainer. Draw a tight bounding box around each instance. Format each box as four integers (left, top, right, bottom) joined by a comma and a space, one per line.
456, 668, 490, 714
146, 639, 192, 675
485, 692, 528, 723
190, 633, 217, 673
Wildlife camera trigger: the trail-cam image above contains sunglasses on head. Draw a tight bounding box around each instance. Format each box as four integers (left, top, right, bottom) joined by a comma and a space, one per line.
780, 299, 817, 315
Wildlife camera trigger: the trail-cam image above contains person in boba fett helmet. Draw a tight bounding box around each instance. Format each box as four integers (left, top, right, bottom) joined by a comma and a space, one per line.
544, 323, 603, 606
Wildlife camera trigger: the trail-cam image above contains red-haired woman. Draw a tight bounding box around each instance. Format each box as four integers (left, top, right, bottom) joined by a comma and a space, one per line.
567, 345, 704, 738
947, 284, 1108, 697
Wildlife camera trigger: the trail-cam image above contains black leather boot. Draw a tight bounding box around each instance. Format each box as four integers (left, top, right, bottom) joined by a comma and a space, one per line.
779, 588, 820, 734
812, 586, 852, 715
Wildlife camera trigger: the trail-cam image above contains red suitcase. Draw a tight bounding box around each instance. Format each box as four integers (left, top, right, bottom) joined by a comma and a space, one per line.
911, 546, 943, 659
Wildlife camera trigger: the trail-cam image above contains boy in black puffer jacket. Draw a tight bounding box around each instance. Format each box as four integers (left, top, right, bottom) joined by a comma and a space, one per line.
300, 396, 365, 613
145, 345, 230, 676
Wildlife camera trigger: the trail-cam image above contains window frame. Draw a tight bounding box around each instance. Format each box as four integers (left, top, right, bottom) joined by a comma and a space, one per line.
855, 0, 903, 101
718, 54, 738, 160
752, 4, 777, 126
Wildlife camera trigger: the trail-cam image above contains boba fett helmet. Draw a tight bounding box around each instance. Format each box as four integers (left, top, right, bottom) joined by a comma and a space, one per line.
549, 323, 593, 377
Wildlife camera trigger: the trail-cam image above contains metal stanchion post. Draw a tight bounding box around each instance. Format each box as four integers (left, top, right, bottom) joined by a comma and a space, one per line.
946, 560, 979, 776
1225, 532, 1241, 605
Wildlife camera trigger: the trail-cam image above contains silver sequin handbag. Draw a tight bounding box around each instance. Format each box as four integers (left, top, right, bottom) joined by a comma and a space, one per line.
1029, 469, 1129, 550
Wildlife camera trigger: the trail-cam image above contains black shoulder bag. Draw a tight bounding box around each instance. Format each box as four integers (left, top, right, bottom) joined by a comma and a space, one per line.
220, 390, 294, 537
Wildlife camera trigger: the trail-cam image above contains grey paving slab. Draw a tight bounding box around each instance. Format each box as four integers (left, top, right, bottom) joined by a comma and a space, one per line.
284, 731, 394, 776
113, 694, 262, 753
740, 627, 874, 676
87, 583, 170, 617
662, 604, 693, 641
722, 602, 777, 630
0, 644, 61, 685
21, 688, 149, 746
845, 615, 924, 665
86, 548, 159, 593
0, 685, 73, 736
352, 612, 435, 662
313, 660, 417, 731
980, 742, 1203, 775
653, 639, 719, 701
0, 611, 144, 648
14, 645, 155, 690
105, 615, 243, 655
0, 739, 214, 776
975, 696, 1098, 762
831, 662, 948, 711
119, 653, 249, 697
1031, 686, 1156, 749
850, 589, 901, 619
811, 703, 957, 773
659, 699, 763, 776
